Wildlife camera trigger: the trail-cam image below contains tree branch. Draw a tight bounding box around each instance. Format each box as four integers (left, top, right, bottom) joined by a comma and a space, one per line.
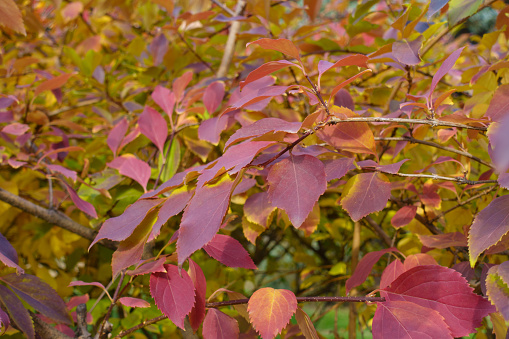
375, 136, 493, 168
29, 311, 73, 339
217, 0, 246, 77
0, 188, 116, 250
328, 116, 487, 131
386, 172, 497, 185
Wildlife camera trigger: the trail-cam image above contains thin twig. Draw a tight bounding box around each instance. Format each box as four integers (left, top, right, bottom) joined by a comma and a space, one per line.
387, 172, 497, 185
375, 136, 493, 168
210, 0, 236, 16
217, 0, 247, 77
177, 31, 214, 73
97, 271, 126, 338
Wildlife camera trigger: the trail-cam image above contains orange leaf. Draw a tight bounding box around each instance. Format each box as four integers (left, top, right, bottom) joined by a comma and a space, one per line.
34, 73, 74, 98
295, 307, 319, 339
247, 38, 302, 63
248, 288, 297, 339
0, 0, 26, 35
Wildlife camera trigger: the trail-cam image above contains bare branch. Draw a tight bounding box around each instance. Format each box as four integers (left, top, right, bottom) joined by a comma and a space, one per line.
217, 0, 247, 77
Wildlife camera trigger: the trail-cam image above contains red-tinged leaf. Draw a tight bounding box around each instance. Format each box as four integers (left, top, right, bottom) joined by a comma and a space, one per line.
225, 118, 301, 149
203, 81, 225, 113
203, 309, 239, 339
417, 155, 465, 173
488, 118, 509, 173
429, 47, 465, 98
111, 207, 158, 276
0, 284, 34, 339
248, 288, 298, 339
295, 307, 319, 339
317, 54, 369, 87
419, 232, 468, 249
392, 37, 422, 66
46, 164, 77, 182
346, 248, 398, 294
37, 146, 84, 164
61, 1, 83, 22
199, 141, 274, 186
247, 38, 302, 63
380, 259, 405, 289
203, 234, 257, 269
499, 172, 509, 189
208, 288, 250, 320
0, 0, 26, 35
420, 182, 441, 209
89, 199, 162, 248
383, 265, 495, 337
152, 86, 176, 121
173, 71, 193, 103
61, 182, 97, 218
0, 232, 23, 274
198, 114, 230, 145
317, 108, 376, 155
372, 300, 452, 339
485, 84, 509, 122
188, 259, 206, 332
469, 195, 509, 266
225, 85, 299, 116
391, 205, 417, 228
323, 157, 355, 181
341, 172, 391, 222
107, 154, 151, 192
118, 297, 150, 308
0, 273, 70, 324
127, 257, 167, 276
300, 203, 320, 236
403, 253, 438, 271
304, 0, 321, 22
267, 154, 327, 227
486, 264, 509, 320
244, 192, 276, 228
241, 61, 301, 90
34, 73, 73, 97
139, 106, 168, 154
2, 122, 30, 136
328, 69, 372, 103
149, 188, 194, 241
150, 33, 168, 66
107, 118, 128, 155
0, 306, 9, 335
150, 264, 195, 329
177, 175, 236, 265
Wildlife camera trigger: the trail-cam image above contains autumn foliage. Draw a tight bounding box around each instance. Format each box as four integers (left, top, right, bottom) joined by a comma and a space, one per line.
2, 0, 509, 338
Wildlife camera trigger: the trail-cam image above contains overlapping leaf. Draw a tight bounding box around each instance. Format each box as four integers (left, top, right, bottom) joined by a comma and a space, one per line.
202, 309, 239, 339
107, 154, 152, 191
203, 234, 257, 269
139, 106, 168, 154
341, 172, 391, 222
150, 264, 195, 329
248, 288, 297, 339
0, 231, 23, 274
267, 154, 326, 227
188, 259, 206, 331
0, 284, 34, 339
382, 265, 495, 337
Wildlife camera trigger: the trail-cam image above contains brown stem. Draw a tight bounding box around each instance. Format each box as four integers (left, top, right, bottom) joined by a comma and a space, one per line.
97, 271, 126, 338
375, 136, 493, 168
364, 216, 392, 247
177, 31, 214, 73
29, 311, 73, 339
0, 188, 116, 250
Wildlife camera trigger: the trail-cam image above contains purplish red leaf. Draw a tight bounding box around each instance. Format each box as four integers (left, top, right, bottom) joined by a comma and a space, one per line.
247, 38, 302, 63
248, 288, 298, 339
152, 85, 176, 120
2, 123, 29, 136
188, 259, 206, 332
0, 306, 9, 335
403, 253, 438, 271
323, 157, 355, 181
177, 175, 236, 265
380, 259, 405, 289
391, 205, 417, 228
372, 300, 452, 339
204, 81, 225, 113
0, 284, 34, 339
62, 182, 98, 218
149, 188, 194, 241
61, 2, 83, 22
203, 309, 239, 339
341, 172, 392, 222
392, 37, 422, 65
173, 71, 193, 103
90, 198, 162, 248
241, 60, 301, 90
203, 234, 257, 269
225, 117, 302, 149
150, 264, 195, 329
107, 154, 152, 192
0, 273, 70, 324
317, 54, 368, 87
429, 47, 465, 98
382, 265, 495, 337
118, 297, 150, 308
0, 231, 23, 274
488, 117, 509, 173
486, 263, 509, 320
346, 248, 398, 294
418, 232, 468, 249
484, 84, 509, 122
139, 106, 168, 154
150, 33, 168, 67
267, 154, 326, 228
469, 195, 509, 266
244, 192, 276, 228
428, 0, 449, 19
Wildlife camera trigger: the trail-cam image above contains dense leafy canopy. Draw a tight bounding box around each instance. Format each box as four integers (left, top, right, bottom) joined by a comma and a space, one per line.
1, 0, 509, 338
